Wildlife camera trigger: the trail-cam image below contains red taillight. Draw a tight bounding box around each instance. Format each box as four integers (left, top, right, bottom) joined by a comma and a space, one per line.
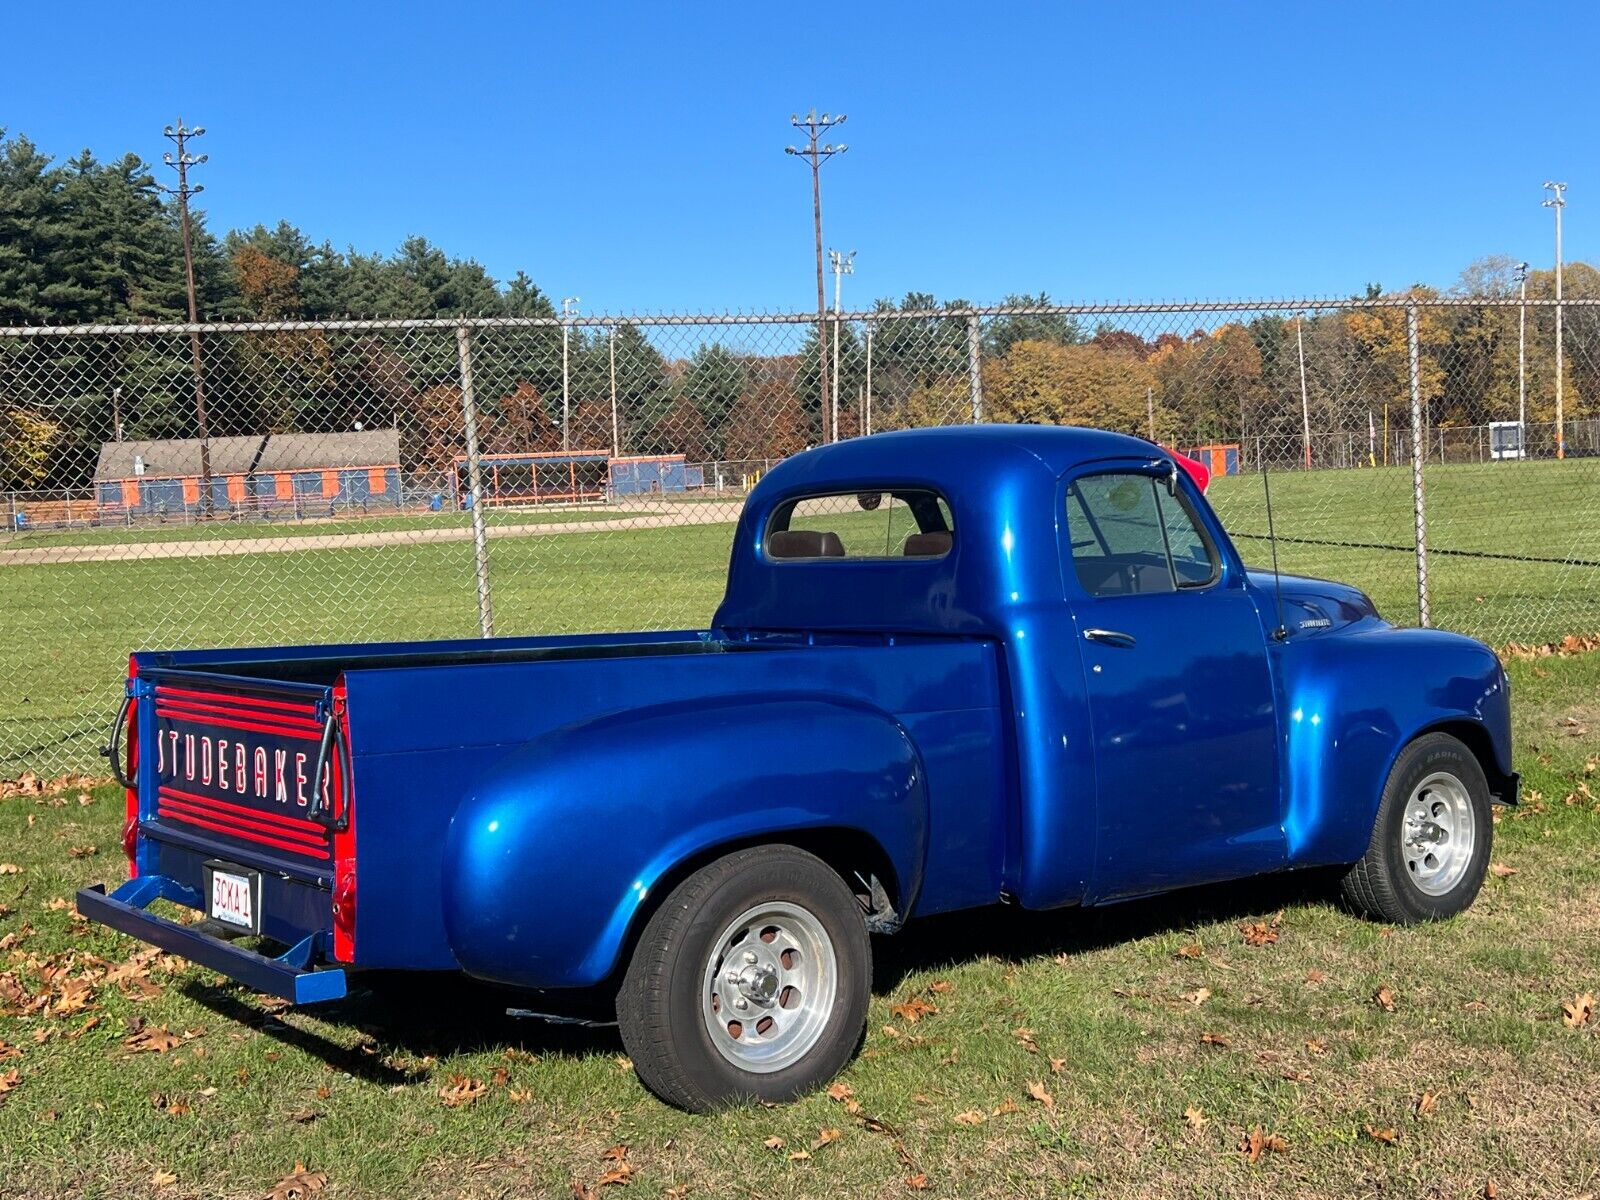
123, 655, 141, 877
330, 678, 356, 962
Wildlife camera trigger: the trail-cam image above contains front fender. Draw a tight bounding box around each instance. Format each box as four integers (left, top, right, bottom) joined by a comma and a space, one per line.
1280, 626, 1513, 866
441, 695, 928, 989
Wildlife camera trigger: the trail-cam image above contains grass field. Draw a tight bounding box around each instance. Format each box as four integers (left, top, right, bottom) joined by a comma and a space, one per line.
3, 458, 1599, 775
1, 648, 1598, 1199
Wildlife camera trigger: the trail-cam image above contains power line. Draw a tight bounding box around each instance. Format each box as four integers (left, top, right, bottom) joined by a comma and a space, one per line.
785, 110, 847, 443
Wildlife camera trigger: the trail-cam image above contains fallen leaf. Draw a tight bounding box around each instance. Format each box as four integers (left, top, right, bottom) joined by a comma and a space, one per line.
1488, 863, 1517, 878
811, 1128, 842, 1151
1561, 993, 1595, 1028
0, 1040, 19, 1060
1183, 987, 1212, 1007
905, 1173, 931, 1190
1200, 1031, 1231, 1048
992, 1098, 1020, 1116
890, 996, 938, 1023
572, 1184, 598, 1200
1012, 1026, 1039, 1053
1026, 1080, 1054, 1110
1374, 986, 1397, 1013
124, 1025, 181, 1054
787, 1150, 810, 1162
1484, 1182, 1499, 1199
1049, 1056, 1065, 1074
1365, 1124, 1398, 1144
762, 1136, 785, 1150
1416, 1091, 1439, 1117
507, 1087, 532, 1102
1304, 1038, 1326, 1056
438, 1075, 488, 1107
1183, 1105, 1207, 1129
263, 1162, 328, 1199
1240, 921, 1279, 947
600, 1145, 628, 1163
928, 980, 954, 994
826, 1082, 855, 1103
151, 1169, 177, 1188
287, 1108, 318, 1124
1177, 943, 1204, 959
954, 1109, 985, 1126
1240, 1125, 1288, 1163
0, 1068, 19, 1095
1303, 969, 1327, 986
596, 1163, 634, 1187
0, 865, 20, 876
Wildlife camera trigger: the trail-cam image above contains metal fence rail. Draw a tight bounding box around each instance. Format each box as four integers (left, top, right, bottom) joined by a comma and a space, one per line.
3, 296, 1597, 774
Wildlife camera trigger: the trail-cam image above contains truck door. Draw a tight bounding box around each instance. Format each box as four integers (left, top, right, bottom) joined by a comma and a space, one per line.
1061, 463, 1285, 899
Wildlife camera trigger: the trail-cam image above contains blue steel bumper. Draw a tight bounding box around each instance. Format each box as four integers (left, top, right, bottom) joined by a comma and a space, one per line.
76, 878, 347, 1005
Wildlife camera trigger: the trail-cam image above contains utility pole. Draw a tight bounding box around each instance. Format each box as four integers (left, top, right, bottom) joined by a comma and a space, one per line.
608, 324, 620, 457
1515, 260, 1529, 453
1296, 317, 1312, 469
786, 110, 847, 443
160, 118, 213, 514
561, 296, 579, 452
1543, 181, 1567, 459
829, 248, 855, 442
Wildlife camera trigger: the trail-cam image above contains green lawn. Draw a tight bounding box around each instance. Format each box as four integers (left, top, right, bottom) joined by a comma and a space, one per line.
1, 650, 1597, 1199
3, 458, 1600, 777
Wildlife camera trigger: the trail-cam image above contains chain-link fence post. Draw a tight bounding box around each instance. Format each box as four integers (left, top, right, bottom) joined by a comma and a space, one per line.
455, 322, 496, 638
1406, 304, 1431, 628
966, 313, 984, 423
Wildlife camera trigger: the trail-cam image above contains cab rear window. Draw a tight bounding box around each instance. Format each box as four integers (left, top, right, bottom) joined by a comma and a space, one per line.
765, 489, 954, 560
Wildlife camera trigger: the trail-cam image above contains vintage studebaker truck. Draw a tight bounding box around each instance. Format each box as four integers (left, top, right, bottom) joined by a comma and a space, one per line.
81, 425, 1516, 1111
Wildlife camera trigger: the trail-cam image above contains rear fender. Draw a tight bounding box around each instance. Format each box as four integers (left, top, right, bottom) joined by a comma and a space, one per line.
441, 695, 927, 989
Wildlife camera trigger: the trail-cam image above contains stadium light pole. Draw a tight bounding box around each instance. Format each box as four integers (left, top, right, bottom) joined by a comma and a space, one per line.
159, 118, 213, 514
561, 297, 579, 451
829, 249, 855, 441
786, 111, 847, 443
1543, 182, 1566, 459
1515, 260, 1529, 452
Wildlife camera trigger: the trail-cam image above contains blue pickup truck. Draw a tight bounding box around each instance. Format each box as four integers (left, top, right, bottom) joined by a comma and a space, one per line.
80, 425, 1516, 1111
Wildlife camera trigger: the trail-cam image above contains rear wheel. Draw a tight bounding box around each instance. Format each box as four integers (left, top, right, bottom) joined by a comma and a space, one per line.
617, 845, 870, 1112
1341, 733, 1492, 924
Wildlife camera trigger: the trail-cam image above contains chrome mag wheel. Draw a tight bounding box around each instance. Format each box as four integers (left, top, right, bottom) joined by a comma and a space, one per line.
701, 901, 838, 1073
1401, 770, 1477, 896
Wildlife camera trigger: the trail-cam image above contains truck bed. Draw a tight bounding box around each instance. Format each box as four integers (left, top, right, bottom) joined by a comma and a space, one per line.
118, 626, 1010, 990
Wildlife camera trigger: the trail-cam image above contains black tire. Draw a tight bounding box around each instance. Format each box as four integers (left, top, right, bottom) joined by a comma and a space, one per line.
1341, 732, 1493, 924
616, 845, 870, 1112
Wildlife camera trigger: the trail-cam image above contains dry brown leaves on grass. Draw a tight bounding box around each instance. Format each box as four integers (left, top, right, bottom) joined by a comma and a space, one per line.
889, 995, 938, 1023
1416, 1091, 1439, 1118
1374, 986, 1398, 1012
954, 1109, 985, 1126
0, 772, 108, 800
263, 1163, 327, 1200
1183, 1106, 1207, 1129
1026, 1080, 1054, 1110
572, 1147, 635, 1197
1561, 992, 1595, 1028
1241, 911, 1284, 947
124, 1024, 182, 1054
438, 1075, 488, 1106
1364, 1124, 1399, 1145
1489, 862, 1518, 878
1240, 1126, 1288, 1163
1499, 633, 1600, 661
151, 1169, 178, 1188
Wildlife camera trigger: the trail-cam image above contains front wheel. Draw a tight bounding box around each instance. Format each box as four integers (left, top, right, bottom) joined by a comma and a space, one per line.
1341, 732, 1493, 924
617, 845, 871, 1111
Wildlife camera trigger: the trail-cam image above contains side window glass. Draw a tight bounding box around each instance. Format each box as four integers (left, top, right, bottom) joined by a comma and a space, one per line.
1156, 485, 1220, 587
1066, 474, 1174, 596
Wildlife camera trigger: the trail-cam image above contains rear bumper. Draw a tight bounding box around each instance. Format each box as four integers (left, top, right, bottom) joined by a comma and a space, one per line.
77, 878, 347, 1005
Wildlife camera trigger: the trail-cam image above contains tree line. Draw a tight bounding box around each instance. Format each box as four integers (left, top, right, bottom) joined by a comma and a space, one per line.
2, 127, 1596, 491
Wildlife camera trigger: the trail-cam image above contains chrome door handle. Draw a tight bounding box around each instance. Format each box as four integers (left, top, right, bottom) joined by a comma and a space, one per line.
1083, 628, 1136, 648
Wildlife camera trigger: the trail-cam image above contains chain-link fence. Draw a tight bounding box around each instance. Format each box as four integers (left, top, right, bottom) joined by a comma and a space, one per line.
3, 296, 1598, 774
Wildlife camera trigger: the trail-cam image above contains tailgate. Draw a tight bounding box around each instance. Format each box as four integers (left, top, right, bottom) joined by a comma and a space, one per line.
141, 669, 338, 877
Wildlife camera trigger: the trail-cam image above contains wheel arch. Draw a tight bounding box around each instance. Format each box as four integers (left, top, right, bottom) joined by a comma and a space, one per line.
604, 826, 903, 992
1409, 718, 1518, 805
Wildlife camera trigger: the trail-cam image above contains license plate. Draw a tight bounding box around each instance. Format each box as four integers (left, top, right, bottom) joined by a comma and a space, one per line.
206, 864, 260, 932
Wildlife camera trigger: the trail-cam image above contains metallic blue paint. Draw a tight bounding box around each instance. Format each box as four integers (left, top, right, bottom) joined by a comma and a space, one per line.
84, 426, 1514, 1004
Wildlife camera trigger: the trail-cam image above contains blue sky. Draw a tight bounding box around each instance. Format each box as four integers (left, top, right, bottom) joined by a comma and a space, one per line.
3, 1, 1593, 313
